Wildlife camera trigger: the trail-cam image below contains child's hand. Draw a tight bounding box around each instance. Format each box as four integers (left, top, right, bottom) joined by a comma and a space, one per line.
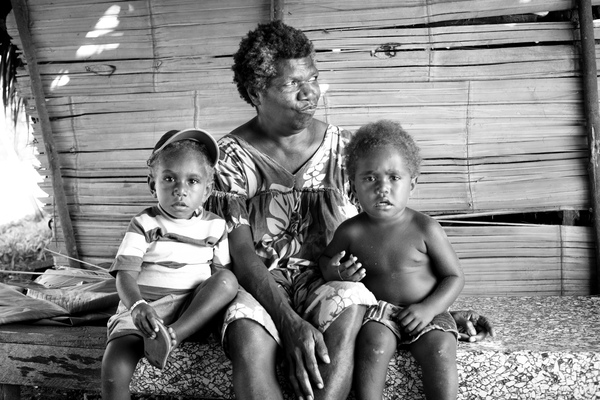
131, 303, 164, 339
330, 251, 366, 282
395, 303, 435, 336
451, 310, 495, 342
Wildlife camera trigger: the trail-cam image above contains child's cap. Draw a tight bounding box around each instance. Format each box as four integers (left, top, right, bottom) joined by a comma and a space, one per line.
152, 128, 219, 167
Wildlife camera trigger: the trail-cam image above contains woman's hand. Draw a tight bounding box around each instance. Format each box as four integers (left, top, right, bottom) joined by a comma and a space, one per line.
330, 251, 366, 282
451, 310, 495, 342
281, 314, 330, 400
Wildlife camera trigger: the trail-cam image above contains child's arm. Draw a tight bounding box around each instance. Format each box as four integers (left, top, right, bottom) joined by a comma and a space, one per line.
115, 270, 162, 339
210, 223, 232, 273
318, 222, 366, 282
396, 218, 465, 336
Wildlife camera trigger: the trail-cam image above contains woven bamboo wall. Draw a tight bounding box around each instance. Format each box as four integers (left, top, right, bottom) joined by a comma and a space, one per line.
6, 0, 598, 295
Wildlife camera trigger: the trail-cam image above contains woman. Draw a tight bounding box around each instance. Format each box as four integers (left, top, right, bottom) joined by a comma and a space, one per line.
207, 20, 494, 400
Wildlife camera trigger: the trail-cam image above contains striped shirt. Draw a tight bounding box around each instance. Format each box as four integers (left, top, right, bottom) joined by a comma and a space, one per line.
110, 205, 230, 298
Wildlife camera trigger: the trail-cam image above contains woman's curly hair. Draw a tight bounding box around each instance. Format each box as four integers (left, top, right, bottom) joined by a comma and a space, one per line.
232, 20, 315, 106
345, 120, 422, 180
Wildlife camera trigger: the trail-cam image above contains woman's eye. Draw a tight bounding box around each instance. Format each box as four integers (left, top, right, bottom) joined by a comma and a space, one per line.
365, 176, 375, 182
164, 177, 174, 182
190, 179, 200, 185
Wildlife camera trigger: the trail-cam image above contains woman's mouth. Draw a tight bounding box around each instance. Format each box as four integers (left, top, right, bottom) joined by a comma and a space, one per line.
299, 104, 317, 113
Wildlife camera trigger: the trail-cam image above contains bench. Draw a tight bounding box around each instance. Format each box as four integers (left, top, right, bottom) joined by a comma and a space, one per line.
1, 296, 599, 399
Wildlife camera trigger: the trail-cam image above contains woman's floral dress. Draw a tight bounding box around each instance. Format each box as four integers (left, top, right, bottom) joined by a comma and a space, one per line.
207, 124, 376, 343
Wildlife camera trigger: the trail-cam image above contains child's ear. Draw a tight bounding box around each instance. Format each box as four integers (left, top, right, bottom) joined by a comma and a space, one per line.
410, 177, 418, 193
202, 181, 214, 203
349, 179, 356, 194
147, 175, 157, 197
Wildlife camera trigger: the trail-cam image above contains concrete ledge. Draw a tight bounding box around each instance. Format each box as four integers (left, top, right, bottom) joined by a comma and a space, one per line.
130, 296, 600, 399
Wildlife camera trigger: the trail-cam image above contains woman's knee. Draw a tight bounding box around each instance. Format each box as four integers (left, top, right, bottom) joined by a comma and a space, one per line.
338, 303, 367, 325
323, 304, 367, 347
227, 319, 278, 364
226, 321, 282, 399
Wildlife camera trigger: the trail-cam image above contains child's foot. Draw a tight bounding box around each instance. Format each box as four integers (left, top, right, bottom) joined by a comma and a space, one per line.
143, 321, 173, 369
167, 326, 179, 348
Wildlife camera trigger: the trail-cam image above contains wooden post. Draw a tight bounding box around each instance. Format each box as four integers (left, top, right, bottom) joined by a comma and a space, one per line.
272, 0, 284, 21
562, 210, 579, 226
10, 0, 80, 268
577, 0, 600, 294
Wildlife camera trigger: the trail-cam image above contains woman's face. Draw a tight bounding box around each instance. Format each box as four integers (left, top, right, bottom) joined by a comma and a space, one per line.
253, 57, 321, 131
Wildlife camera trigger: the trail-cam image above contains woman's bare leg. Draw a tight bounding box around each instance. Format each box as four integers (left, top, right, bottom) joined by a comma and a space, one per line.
315, 304, 367, 400
228, 318, 283, 400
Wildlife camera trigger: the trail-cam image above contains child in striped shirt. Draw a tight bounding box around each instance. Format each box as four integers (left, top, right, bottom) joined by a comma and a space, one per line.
102, 128, 238, 400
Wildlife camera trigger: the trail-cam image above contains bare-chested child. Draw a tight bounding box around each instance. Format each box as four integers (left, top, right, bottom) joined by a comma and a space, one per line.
101, 128, 238, 400
319, 120, 465, 400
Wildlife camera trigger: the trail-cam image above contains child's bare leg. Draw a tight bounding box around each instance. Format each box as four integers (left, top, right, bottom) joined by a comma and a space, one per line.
167, 269, 238, 345
409, 330, 458, 400
354, 321, 397, 400
101, 335, 144, 400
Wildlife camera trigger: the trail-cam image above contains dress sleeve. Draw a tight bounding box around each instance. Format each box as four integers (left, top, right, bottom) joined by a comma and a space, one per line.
206, 137, 255, 231
211, 225, 232, 270
339, 128, 361, 211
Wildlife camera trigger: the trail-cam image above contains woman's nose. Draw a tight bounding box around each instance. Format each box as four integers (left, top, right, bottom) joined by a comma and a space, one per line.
299, 81, 320, 101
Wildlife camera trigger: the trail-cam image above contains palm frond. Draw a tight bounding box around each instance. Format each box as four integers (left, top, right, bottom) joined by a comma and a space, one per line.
1, 3, 24, 127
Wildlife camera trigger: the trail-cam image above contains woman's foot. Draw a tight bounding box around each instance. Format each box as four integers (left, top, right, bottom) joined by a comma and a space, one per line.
143, 321, 173, 369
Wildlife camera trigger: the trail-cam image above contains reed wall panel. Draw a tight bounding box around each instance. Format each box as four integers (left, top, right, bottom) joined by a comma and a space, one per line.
284, 0, 600, 27
6, 0, 597, 294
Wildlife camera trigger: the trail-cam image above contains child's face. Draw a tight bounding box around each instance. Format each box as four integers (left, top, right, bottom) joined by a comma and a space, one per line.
149, 150, 212, 219
352, 146, 417, 221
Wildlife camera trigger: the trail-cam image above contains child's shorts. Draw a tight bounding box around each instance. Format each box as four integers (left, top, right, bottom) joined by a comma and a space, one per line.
363, 300, 458, 345
107, 293, 192, 343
